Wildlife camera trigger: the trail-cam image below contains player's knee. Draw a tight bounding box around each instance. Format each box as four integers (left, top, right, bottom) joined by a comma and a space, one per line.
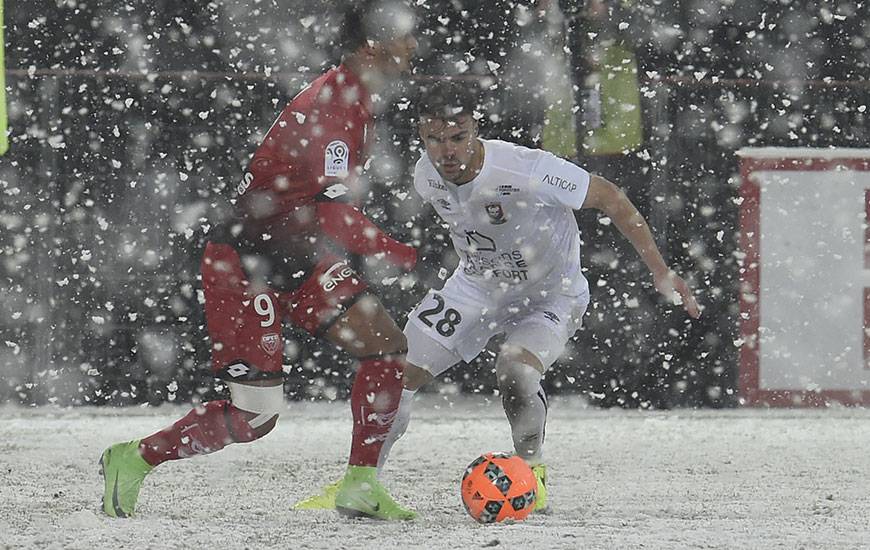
341, 322, 408, 358
495, 356, 542, 400
396, 330, 408, 351
499, 344, 543, 372
331, 296, 408, 357
383, 329, 408, 356
228, 381, 284, 439
402, 363, 433, 392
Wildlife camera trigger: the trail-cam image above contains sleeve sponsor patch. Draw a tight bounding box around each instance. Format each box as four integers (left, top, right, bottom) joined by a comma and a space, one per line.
324, 139, 350, 177
530, 151, 591, 210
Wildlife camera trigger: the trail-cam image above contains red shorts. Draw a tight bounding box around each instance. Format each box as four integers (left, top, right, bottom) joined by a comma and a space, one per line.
201, 242, 368, 380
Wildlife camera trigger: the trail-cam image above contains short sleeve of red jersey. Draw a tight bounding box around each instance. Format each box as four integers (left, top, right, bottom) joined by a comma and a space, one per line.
300, 70, 370, 192
241, 108, 320, 210
314, 113, 363, 183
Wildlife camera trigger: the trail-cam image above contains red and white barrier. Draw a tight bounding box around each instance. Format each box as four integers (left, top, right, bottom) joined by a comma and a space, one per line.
738, 148, 870, 406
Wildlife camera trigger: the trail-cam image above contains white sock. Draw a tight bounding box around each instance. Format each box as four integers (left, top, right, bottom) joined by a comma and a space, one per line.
376, 389, 416, 471
504, 384, 547, 463
497, 361, 547, 463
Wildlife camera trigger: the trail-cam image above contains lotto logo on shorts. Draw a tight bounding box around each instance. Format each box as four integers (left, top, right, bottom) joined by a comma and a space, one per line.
226, 362, 250, 378
320, 261, 355, 292
260, 333, 280, 355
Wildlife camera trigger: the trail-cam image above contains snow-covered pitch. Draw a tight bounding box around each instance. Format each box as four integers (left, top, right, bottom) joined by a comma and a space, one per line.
2, 395, 868, 549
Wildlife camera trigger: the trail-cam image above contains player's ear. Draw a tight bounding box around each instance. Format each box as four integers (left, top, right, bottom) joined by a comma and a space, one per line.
360, 39, 379, 62
417, 118, 428, 143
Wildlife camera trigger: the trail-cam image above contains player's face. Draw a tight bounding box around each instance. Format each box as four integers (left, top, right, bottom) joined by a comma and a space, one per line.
373, 34, 418, 76
419, 115, 480, 184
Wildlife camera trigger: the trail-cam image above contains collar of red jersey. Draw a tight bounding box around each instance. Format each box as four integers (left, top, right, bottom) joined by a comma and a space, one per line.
335, 63, 372, 116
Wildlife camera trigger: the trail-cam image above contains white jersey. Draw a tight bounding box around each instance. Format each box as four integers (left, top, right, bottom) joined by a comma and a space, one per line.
413, 139, 592, 303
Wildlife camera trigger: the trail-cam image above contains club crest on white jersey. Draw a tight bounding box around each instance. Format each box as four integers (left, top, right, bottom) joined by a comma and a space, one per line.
485, 202, 507, 224
324, 140, 349, 177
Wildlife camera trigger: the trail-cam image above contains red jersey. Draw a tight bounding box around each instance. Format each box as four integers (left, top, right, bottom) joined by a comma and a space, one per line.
237, 64, 372, 219
219, 64, 416, 281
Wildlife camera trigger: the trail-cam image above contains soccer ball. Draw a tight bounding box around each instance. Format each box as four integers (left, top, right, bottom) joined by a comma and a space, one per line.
460, 452, 537, 523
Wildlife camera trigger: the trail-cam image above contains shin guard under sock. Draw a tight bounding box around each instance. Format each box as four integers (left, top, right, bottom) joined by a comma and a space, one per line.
349, 358, 405, 467
139, 400, 273, 467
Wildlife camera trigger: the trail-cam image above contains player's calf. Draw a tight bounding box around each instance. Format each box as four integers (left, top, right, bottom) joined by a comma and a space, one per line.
348, 357, 405, 467
139, 382, 283, 466
495, 354, 547, 464
372, 363, 432, 469
496, 356, 550, 512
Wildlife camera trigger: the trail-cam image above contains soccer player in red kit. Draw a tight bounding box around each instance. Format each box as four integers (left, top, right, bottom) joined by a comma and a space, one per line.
100, 1, 418, 520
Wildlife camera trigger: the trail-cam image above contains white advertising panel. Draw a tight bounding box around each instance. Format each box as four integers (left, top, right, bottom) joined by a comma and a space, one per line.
738, 148, 870, 406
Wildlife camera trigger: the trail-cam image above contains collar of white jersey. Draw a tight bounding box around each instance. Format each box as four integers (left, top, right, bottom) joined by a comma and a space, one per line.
443, 139, 493, 197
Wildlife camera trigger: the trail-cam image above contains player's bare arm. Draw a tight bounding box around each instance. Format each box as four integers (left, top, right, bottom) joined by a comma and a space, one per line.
581, 175, 701, 318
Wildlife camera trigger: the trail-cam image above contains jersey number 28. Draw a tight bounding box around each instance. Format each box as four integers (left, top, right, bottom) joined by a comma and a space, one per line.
417, 293, 462, 337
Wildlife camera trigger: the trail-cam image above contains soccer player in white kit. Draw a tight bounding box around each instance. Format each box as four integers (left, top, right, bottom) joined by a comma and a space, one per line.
375, 80, 701, 513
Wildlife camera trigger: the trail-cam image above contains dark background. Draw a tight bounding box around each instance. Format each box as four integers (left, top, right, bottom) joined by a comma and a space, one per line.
1, 0, 868, 408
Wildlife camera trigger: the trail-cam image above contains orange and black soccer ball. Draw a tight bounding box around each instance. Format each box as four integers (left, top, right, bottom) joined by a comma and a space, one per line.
460, 452, 537, 523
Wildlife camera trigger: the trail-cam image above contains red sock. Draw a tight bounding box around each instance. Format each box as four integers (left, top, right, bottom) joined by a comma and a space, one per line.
138, 400, 275, 467
349, 357, 405, 467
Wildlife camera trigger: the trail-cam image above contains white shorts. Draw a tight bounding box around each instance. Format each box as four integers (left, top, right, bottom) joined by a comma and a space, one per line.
404, 273, 588, 378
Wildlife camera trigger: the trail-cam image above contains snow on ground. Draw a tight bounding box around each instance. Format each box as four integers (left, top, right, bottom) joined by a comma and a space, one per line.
1, 395, 869, 549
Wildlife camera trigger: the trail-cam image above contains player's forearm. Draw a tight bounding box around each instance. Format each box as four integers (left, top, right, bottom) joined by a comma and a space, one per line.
606, 196, 669, 279
316, 201, 417, 270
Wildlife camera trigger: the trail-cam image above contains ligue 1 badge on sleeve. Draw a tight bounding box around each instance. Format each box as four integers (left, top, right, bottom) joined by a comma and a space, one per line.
324, 139, 349, 177
485, 202, 507, 225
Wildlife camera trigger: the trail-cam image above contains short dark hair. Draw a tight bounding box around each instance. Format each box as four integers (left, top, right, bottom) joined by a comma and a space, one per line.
416, 79, 478, 123
338, 0, 415, 56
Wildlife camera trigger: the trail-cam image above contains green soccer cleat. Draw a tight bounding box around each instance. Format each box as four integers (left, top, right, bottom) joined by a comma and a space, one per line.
334, 466, 417, 520
293, 479, 342, 510
99, 440, 153, 518
532, 464, 548, 513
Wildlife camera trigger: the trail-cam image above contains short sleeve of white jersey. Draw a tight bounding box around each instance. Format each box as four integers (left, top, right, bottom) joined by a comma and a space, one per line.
528, 150, 591, 210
